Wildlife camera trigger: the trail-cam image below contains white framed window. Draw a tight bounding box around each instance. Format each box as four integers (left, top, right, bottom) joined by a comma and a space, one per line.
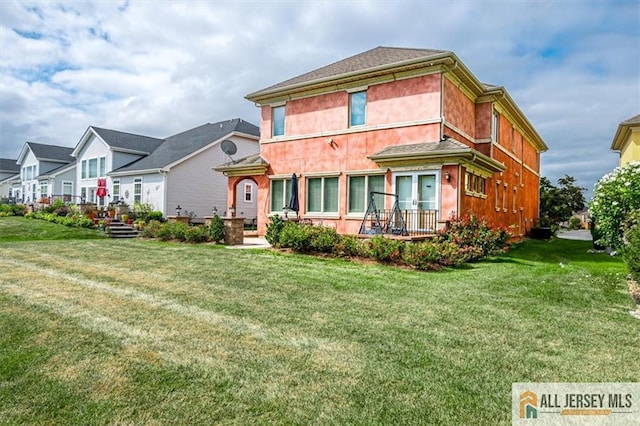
134, 178, 142, 203
348, 174, 385, 213
307, 176, 339, 214
39, 181, 48, 199
492, 110, 500, 142
81, 187, 87, 203
272, 105, 285, 137
112, 179, 120, 202
62, 181, 73, 202
244, 183, 253, 202
31, 183, 36, 202
99, 156, 106, 177
270, 178, 291, 212
81, 160, 87, 179
349, 91, 367, 127
88, 158, 98, 179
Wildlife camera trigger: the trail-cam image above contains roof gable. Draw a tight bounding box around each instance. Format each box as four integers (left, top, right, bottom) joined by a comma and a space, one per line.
17, 142, 74, 165
89, 127, 165, 154
110, 118, 259, 174
611, 113, 640, 151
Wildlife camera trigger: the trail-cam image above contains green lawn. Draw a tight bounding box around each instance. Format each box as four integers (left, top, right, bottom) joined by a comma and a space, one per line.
0, 217, 638, 424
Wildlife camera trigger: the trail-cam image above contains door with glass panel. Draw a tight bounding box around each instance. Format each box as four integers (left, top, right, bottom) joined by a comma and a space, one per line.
394, 173, 438, 232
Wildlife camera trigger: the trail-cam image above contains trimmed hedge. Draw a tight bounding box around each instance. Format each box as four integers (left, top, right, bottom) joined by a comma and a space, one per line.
266, 216, 510, 271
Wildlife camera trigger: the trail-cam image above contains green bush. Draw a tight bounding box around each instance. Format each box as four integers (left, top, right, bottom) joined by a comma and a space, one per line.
0, 203, 27, 216
265, 215, 286, 246
210, 215, 225, 243
402, 241, 443, 270
568, 216, 582, 230
437, 216, 509, 261
156, 222, 176, 241
148, 211, 164, 222
590, 162, 640, 249
367, 235, 404, 263
24, 210, 94, 228
184, 226, 210, 243
622, 210, 640, 282
140, 220, 162, 238
333, 234, 360, 257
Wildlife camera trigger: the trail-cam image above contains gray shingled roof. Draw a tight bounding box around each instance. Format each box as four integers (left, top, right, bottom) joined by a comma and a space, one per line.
91, 127, 165, 154
370, 139, 472, 158
621, 113, 640, 125
26, 142, 74, 163
0, 158, 19, 173
112, 118, 259, 173
247, 46, 449, 98
36, 161, 76, 179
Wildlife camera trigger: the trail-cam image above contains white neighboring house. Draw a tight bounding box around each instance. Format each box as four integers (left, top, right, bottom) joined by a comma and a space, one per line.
72, 118, 260, 219
15, 142, 75, 204
0, 158, 20, 201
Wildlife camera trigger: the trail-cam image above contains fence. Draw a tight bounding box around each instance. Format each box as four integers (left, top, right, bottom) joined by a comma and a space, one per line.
361, 209, 439, 236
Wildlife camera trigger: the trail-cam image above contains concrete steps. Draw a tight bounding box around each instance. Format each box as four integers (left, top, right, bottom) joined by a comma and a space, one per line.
106, 220, 139, 238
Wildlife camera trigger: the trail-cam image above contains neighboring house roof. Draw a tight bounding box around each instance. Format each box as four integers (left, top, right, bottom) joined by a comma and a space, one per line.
36, 161, 76, 179
111, 118, 260, 175
611, 113, 640, 151
0, 158, 19, 173
368, 138, 506, 173
214, 153, 269, 176
17, 142, 74, 165
75, 127, 165, 156
0, 174, 20, 185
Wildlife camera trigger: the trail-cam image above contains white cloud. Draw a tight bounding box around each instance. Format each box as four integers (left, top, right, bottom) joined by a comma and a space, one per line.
0, 0, 638, 198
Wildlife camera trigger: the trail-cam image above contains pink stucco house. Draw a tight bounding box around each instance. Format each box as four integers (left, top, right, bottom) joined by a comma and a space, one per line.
216, 47, 548, 237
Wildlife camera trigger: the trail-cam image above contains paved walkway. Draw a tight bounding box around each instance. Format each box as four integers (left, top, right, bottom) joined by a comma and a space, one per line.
226, 236, 271, 249
556, 229, 592, 241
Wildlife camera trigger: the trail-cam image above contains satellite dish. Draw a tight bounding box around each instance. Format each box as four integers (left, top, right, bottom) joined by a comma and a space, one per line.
221, 139, 237, 156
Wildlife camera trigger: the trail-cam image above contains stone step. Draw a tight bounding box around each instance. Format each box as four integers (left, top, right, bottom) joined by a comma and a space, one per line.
105, 220, 139, 238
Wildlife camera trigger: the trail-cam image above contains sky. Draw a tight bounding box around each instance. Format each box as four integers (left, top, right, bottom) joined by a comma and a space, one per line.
1, 0, 638, 199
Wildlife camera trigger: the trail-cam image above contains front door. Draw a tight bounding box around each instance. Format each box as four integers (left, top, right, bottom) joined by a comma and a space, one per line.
394, 172, 439, 232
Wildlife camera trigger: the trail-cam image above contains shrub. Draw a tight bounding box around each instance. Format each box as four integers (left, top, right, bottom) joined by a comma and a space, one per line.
402, 241, 444, 270
156, 222, 176, 241
210, 215, 225, 243
622, 210, 640, 282
140, 220, 162, 238
148, 210, 164, 222
333, 234, 360, 257
437, 216, 509, 261
184, 226, 210, 243
0, 203, 27, 216
590, 162, 640, 249
279, 222, 312, 252
367, 235, 404, 263
265, 215, 286, 246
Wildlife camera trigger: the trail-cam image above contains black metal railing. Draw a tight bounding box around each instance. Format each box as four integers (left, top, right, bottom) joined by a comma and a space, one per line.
360, 209, 439, 236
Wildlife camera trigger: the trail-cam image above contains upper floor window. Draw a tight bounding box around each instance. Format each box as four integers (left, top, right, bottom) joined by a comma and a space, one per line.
349, 91, 367, 127
88, 158, 98, 178
99, 157, 106, 177
81, 160, 87, 179
272, 105, 285, 137
492, 111, 500, 142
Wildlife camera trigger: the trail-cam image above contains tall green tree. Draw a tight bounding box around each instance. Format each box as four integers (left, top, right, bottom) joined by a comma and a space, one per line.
539, 175, 586, 225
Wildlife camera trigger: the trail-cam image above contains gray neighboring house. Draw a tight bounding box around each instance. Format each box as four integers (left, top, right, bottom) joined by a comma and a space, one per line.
73, 118, 260, 218
0, 158, 20, 201
16, 142, 76, 204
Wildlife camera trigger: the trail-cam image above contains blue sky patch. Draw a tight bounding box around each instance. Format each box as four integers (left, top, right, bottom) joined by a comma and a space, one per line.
13, 29, 43, 40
